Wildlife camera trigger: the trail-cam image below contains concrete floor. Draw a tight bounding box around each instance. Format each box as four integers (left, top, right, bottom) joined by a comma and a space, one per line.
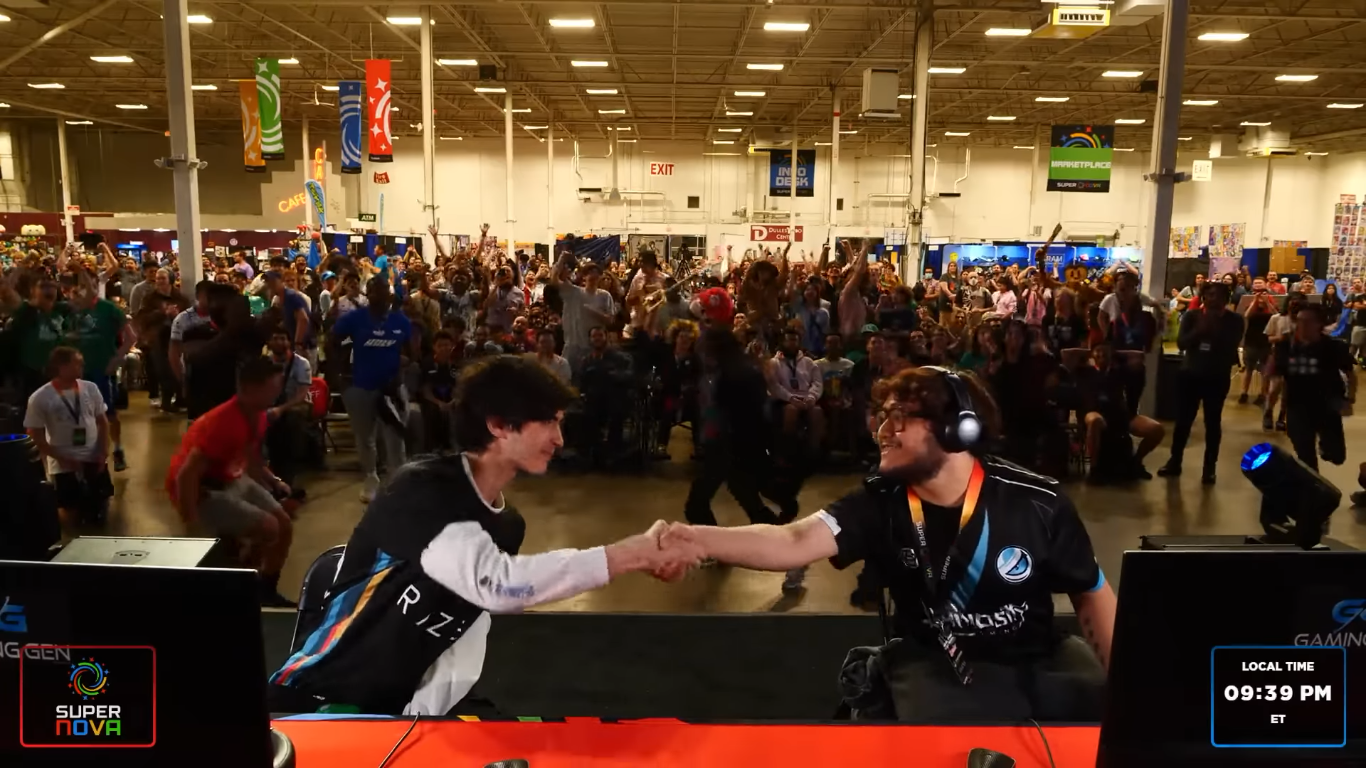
99, 391, 1366, 612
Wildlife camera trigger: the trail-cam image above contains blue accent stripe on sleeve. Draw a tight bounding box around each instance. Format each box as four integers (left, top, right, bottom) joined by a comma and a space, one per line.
1087, 567, 1106, 593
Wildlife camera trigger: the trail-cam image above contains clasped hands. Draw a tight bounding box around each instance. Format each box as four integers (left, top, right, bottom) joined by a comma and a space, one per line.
636, 521, 707, 581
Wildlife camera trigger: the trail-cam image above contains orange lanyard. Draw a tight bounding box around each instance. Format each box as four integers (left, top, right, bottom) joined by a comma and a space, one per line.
905, 460, 985, 588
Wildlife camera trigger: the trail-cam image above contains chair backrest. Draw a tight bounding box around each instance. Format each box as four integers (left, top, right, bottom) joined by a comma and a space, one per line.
288, 544, 346, 655
307, 377, 330, 422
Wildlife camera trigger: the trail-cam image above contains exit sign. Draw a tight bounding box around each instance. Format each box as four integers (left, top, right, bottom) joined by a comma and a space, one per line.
649, 162, 675, 176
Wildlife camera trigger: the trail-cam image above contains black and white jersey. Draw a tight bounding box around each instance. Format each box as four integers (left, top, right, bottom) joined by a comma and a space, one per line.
816, 457, 1104, 662
271, 454, 610, 715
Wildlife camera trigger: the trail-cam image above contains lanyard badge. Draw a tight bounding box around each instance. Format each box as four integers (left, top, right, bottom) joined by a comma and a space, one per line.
906, 460, 985, 686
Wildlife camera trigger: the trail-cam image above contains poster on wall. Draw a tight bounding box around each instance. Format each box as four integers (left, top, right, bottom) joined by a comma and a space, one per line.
338, 81, 364, 175
1329, 199, 1365, 281
1207, 223, 1245, 260
1047, 125, 1114, 193
768, 149, 815, 197
254, 58, 284, 161
1170, 226, 1201, 258
238, 80, 266, 174
1273, 240, 1307, 248
366, 59, 394, 163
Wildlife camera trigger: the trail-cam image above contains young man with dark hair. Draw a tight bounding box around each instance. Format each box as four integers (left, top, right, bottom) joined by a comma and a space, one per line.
166, 356, 296, 607
69, 274, 134, 471
661, 366, 1113, 720
269, 355, 702, 716
1266, 303, 1357, 471
419, 330, 461, 453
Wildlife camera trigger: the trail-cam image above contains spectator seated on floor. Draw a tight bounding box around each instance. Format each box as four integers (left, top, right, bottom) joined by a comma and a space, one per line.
1073, 340, 1165, 484
815, 332, 855, 455
767, 327, 824, 455
574, 325, 634, 468
264, 328, 315, 491
418, 330, 461, 453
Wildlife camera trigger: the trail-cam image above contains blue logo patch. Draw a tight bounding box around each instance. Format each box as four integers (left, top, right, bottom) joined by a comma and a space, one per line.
995, 547, 1032, 584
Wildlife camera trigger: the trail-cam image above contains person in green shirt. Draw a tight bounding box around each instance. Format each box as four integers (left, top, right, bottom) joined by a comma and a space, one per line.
233, 270, 268, 316
70, 277, 135, 471
2, 276, 74, 400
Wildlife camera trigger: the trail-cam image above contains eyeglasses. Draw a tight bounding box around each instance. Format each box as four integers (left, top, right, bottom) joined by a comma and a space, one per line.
872, 407, 912, 435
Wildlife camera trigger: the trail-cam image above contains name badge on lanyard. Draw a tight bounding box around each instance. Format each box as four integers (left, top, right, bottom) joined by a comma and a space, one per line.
905, 460, 986, 686
58, 387, 87, 447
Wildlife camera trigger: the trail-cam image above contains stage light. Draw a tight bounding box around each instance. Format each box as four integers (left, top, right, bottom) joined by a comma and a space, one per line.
1241, 443, 1342, 549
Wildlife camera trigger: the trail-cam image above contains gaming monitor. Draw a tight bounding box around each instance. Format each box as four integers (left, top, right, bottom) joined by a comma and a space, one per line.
1098, 549, 1366, 767
0, 561, 273, 767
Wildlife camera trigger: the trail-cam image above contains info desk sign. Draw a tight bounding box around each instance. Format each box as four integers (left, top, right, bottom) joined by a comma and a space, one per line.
1047, 124, 1114, 193
1210, 645, 1346, 748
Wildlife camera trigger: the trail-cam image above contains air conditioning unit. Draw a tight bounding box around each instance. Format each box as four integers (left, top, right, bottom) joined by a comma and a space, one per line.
1238, 123, 1295, 157
861, 68, 899, 114
1033, 6, 1111, 39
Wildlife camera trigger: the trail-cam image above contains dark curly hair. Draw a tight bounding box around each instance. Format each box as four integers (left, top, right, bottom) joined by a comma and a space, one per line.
453, 355, 578, 451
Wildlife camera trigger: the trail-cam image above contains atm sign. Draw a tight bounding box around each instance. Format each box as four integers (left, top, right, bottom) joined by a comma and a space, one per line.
649, 162, 675, 176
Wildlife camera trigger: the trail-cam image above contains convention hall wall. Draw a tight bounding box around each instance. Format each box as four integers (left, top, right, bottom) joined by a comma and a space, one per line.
21, 123, 1366, 255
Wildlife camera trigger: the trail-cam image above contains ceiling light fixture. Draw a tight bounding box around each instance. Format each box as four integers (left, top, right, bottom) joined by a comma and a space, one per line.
703, 152, 741, 156
115, 104, 148, 110
945, 131, 971, 136
1275, 74, 1318, 82
987, 115, 1017, 121
1240, 120, 1271, 126
1305, 151, 1329, 156
0, 103, 9, 108
321, 85, 339, 91
1328, 103, 1364, 109
437, 59, 478, 66
1197, 32, 1248, 41
713, 140, 735, 145
717, 128, 742, 133
1114, 147, 1135, 152
474, 86, 506, 93
726, 111, 754, 116
840, 129, 858, 134
617, 138, 636, 143
523, 125, 548, 129
0, 14, 10, 21
186, 14, 212, 24
928, 67, 966, 74
1035, 96, 1069, 102
764, 21, 810, 32
746, 63, 784, 71
586, 88, 618, 95
439, 136, 464, 140
1177, 136, 1193, 141
1102, 70, 1143, 78
599, 108, 626, 114
65, 120, 93, 125
571, 60, 609, 67
549, 18, 595, 28
28, 83, 65, 89
1013, 145, 1035, 149
734, 90, 766, 97
279, 57, 299, 65
1114, 118, 1145, 124
386, 16, 424, 25
898, 93, 915, 100
1183, 99, 1218, 106
90, 55, 134, 63
191, 84, 217, 91
390, 106, 400, 112
814, 141, 831, 146
985, 28, 1031, 37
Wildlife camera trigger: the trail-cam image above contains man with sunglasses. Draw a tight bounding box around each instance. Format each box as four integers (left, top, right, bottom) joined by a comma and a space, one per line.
660, 366, 1115, 721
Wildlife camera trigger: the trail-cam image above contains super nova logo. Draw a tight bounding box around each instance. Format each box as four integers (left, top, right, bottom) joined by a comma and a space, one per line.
55, 658, 122, 737
1295, 599, 1366, 647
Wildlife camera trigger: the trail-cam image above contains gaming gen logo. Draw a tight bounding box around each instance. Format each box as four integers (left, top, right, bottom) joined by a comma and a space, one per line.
1294, 599, 1366, 647
0, 596, 26, 633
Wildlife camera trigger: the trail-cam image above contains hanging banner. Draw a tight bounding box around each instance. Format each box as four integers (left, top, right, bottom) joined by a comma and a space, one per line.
305, 179, 327, 230
1047, 124, 1114, 193
255, 57, 284, 160
366, 59, 394, 163
768, 149, 815, 197
238, 80, 266, 173
338, 80, 363, 174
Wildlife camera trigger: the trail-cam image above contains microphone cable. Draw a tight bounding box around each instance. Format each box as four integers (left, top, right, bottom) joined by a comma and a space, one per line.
376, 714, 421, 768
1028, 718, 1058, 768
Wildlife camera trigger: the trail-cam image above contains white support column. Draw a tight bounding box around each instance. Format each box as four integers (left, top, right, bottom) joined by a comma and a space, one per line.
161, 0, 203, 296
828, 89, 839, 251
1139, 0, 1190, 416
790, 114, 797, 255
420, 5, 436, 261
301, 116, 310, 189
505, 91, 515, 241
906, 10, 932, 282
56, 119, 74, 242
547, 122, 555, 244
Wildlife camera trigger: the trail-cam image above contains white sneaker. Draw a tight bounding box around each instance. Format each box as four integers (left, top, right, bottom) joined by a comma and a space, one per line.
360, 475, 380, 503
782, 566, 807, 593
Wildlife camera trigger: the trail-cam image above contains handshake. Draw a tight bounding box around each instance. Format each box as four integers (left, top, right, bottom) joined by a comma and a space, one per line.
610, 521, 711, 582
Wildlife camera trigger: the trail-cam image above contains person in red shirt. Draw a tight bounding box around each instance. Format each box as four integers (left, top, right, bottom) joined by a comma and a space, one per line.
167, 355, 296, 606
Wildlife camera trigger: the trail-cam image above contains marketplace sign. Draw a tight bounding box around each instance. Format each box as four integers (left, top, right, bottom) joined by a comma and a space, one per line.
1047, 125, 1114, 193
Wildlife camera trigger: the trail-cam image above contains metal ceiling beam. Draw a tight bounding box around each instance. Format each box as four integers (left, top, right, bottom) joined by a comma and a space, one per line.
788, 5, 917, 124
0, 0, 121, 72
0, 94, 161, 133
361, 7, 507, 121
708, 6, 757, 123
595, 4, 639, 123
507, 3, 597, 137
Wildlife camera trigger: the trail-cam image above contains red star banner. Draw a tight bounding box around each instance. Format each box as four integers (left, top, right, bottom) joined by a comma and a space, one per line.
366, 59, 393, 163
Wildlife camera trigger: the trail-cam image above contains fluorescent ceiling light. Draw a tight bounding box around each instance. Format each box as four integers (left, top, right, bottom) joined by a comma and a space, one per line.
928, 67, 966, 74
1305, 151, 1329, 156
1114, 118, 1145, 124
118, 229, 139, 232
571, 60, 609, 67
191, 84, 217, 91
1328, 103, 1364, 109
599, 108, 626, 114
1240, 121, 1271, 126
474, 86, 506, 93
0, 103, 9, 108
321, 85, 339, 92
439, 136, 464, 140
726, 111, 753, 116
814, 142, 831, 146
985, 28, 1031, 37
839, 129, 858, 134
438, 59, 478, 66
747, 63, 784, 71
255, 230, 274, 233
1197, 32, 1248, 42
186, 14, 212, 24
713, 140, 735, 145
1013, 145, 1035, 150
507, 108, 531, 113
220, 229, 237, 233
734, 90, 766, 97
153, 228, 170, 232
28, 83, 64, 89
717, 128, 742, 133
764, 21, 810, 32
523, 125, 548, 129
390, 106, 400, 112
1177, 136, 1192, 141
0, 14, 9, 21
90, 55, 134, 63
617, 138, 637, 143
1183, 99, 1218, 106
1035, 96, 1069, 102
115, 104, 148, 110
586, 88, 618, 95
607, 126, 632, 131
987, 115, 1017, 121
386, 16, 424, 25
898, 93, 915, 100
703, 152, 741, 156
1275, 74, 1317, 82
1114, 147, 1135, 152
1102, 70, 1143, 78
279, 57, 299, 65
549, 18, 595, 28
945, 131, 971, 136
66, 120, 93, 125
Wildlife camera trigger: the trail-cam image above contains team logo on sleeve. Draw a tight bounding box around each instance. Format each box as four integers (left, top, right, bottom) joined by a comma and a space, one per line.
995, 547, 1033, 584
